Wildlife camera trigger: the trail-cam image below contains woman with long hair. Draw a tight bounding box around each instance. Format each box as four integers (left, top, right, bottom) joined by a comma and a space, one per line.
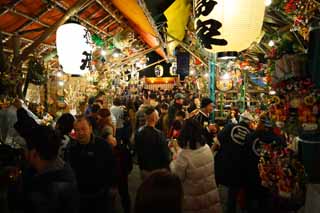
170, 119, 222, 213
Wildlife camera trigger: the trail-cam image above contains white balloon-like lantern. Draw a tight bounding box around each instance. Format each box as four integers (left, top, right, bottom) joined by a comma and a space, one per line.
56, 23, 93, 75
194, 0, 265, 53
170, 62, 177, 76
154, 65, 164, 77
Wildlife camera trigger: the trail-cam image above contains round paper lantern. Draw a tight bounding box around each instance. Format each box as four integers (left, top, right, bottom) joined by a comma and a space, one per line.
170, 62, 177, 76
154, 65, 164, 77
56, 23, 93, 75
194, 0, 265, 53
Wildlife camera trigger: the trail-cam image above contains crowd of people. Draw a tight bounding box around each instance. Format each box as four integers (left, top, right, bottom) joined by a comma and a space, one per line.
0, 87, 290, 213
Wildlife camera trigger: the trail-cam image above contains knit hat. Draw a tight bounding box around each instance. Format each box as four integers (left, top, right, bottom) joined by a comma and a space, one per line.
239, 111, 254, 124
201, 97, 214, 108
174, 93, 184, 100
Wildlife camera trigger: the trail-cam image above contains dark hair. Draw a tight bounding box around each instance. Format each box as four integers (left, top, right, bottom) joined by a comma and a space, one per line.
160, 103, 169, 110
149, 93, 157, 100
98, 108, 111, 118
14, 108, 39, 139
178, 119, 206, 150
56, 113, 75, 136
175, 111, 186, 119
88, 96, 95, 105
95, 99, 104, 106
135, 170, 183, 213
113, 97, 121, 106
75, 115, 92, 127
91, 104, 101, 113
25, 125, 61, 161
144, 106, 156, 116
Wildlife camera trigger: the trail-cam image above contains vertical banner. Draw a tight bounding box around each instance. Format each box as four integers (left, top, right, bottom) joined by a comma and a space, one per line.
177, 51, 190, 80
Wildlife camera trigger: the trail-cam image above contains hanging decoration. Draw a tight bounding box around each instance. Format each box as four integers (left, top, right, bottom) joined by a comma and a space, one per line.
170, 62, 177, 76
194, 0, 265, 53
154, 64, 164, 77
91, 34, 105, 47
281, 0, 319, 40
113, 30, 135, 50
27, 58, 46, 85
56, 23, 93, 75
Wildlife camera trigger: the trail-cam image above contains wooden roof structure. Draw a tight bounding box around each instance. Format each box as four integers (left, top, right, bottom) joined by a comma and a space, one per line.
0, 0, 166, 68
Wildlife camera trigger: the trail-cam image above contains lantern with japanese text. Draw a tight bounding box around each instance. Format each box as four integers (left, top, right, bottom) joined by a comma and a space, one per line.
56, 23, 93, 75
154, 65, 164, 77
194, 0, 265, 53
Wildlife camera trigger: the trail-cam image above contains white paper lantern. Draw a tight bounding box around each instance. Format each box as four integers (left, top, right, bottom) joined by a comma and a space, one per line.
154, 65, 164, 77
194, 0, 265, 53
170, 62, 177, 76
56, 23, 93, 75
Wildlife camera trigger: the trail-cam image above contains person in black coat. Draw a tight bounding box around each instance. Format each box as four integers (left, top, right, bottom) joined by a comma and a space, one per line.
21, 125, 79, 213
243, 115, 286, 213
66, 116, 117, 213
214, 111, 255, 213
135, 106, 171, 180
191, 97, 216, 146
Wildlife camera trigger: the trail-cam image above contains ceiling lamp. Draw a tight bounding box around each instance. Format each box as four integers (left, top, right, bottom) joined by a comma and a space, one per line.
112, 48, 122, 58
154, 65, 164, 77
56, 23, 92, 75
194, 0, 265, 53
265, 0, 272, 6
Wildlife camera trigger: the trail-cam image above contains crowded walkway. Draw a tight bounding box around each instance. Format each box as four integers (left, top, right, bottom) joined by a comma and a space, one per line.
0, 88, 311, 213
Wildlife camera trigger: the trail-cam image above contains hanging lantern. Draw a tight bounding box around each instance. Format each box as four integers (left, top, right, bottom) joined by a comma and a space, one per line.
194, 0, 265, 53
154, 65, 164, 77
170, 62, 177, 76
56, 23, 93, 75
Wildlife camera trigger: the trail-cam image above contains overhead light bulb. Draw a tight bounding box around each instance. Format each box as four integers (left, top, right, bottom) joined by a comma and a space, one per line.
101, 50, 107, 56
269, 90, 276, 95
265, 0, 272, 6
221, 73, 230, 80
58, 81, 65, 87
268, 40, 275, 47
204, 73, 209, 78
112, 48, 121, 58
56, 71, 63, 77
190, 70, 195, 75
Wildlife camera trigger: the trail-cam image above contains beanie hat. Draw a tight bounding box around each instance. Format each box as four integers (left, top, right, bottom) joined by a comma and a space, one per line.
201, 97, 214, 108
174, 93, 184, 100
239, 111, 254, 124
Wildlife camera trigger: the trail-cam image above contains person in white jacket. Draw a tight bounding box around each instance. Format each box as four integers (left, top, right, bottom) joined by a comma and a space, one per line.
170, 119, 222, 213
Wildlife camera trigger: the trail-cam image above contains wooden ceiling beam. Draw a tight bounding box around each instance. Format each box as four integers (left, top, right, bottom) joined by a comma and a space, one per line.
52, 0, 110, 37
87, 8, 104, 20
103, 20, 118, 31
0, 0, 22, 16
95, 15, 111, 26
0, 31, 55, 48
5, 7, 50, 28
16, 0, 91, 63
17, 7, 51, 34
95, 0, 124, 25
